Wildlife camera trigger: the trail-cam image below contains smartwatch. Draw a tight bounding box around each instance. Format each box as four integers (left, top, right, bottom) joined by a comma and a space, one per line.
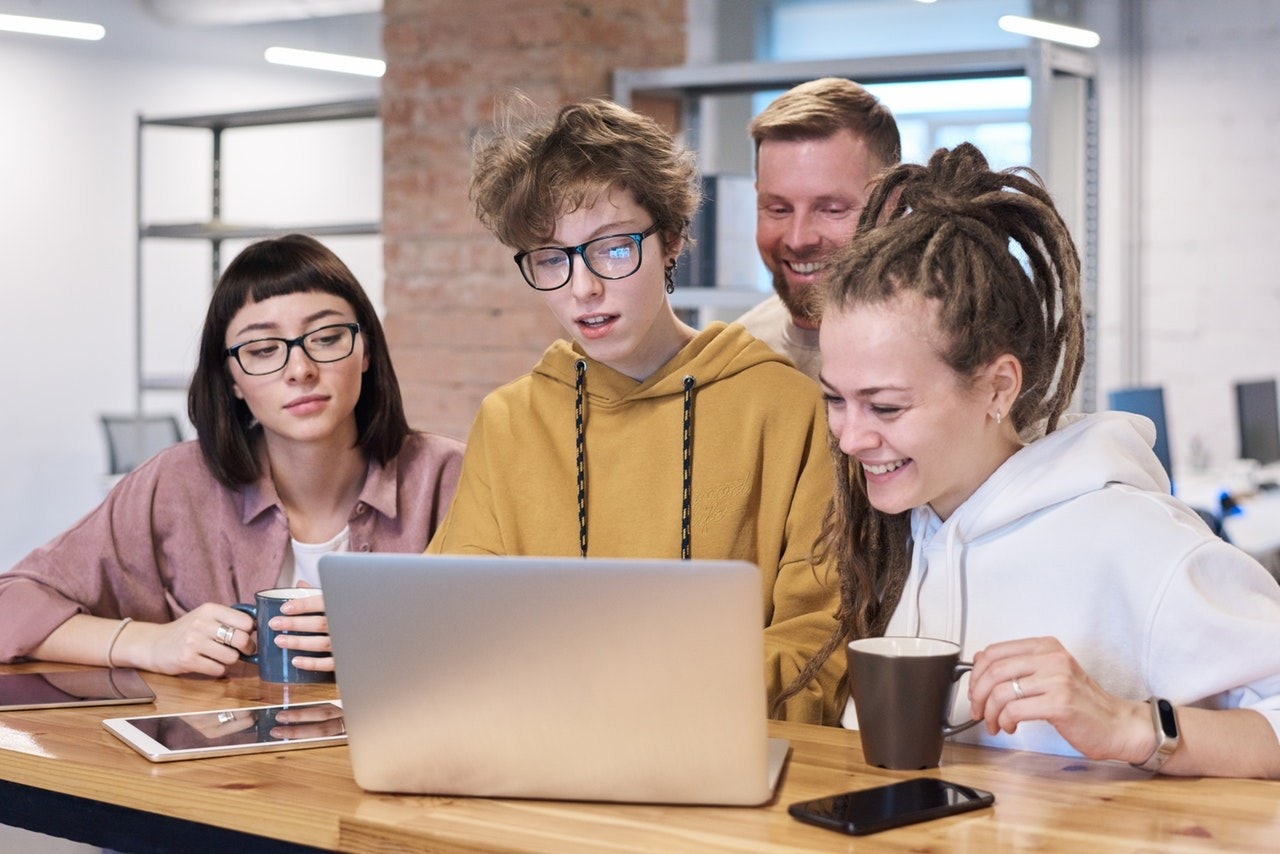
1131, 697, 1179, 772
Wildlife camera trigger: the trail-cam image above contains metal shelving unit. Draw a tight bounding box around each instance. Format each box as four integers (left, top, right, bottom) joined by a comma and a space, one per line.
134, 98, 380, 407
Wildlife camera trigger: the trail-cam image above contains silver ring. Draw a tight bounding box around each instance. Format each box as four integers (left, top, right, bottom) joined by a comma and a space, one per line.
217, 710, 236, 724
1011, 678, 1025, 700
215, 623, 236, 646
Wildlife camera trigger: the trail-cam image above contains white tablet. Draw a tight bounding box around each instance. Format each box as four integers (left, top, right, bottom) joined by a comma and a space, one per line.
104, 699, 346, 762
0, 668, 155, 711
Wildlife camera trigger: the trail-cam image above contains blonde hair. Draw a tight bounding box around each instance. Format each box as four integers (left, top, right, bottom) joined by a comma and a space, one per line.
750, 77, 901, 170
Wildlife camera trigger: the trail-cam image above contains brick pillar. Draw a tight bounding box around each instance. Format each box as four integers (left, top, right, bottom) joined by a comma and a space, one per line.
381, 0, 686, 440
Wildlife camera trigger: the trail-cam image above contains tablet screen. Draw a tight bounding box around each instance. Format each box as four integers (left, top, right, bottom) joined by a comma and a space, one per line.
105, 700, 346, 761
0, 668, 155, 711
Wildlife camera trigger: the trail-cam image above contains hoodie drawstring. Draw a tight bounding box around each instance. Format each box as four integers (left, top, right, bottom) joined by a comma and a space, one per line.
571, 361, 696, 561
575, 359, 588, 558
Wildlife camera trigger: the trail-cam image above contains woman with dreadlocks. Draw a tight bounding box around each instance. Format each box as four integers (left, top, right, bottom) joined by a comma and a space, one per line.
806, 142, 1280, 776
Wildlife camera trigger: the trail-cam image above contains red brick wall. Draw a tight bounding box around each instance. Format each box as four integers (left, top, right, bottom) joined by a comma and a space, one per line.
381, 0, 686, 440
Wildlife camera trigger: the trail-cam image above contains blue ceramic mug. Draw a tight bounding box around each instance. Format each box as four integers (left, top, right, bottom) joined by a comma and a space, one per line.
233, 588, 334, 683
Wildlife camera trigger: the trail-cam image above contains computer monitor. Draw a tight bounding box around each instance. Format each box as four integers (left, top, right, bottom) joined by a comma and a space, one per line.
1107, 386, 1173, 486
1235, 379, 1280, 465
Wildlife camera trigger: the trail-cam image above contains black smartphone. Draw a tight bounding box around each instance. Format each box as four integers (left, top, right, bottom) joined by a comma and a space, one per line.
788, 778, 994, 836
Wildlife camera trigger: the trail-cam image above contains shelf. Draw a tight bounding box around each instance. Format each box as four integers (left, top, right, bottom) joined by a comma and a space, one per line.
140, 374, 191, 392
135, 99, 382, 413
140, 221, 380, 240
668, 286, 767, 310
140, 99, 377, 130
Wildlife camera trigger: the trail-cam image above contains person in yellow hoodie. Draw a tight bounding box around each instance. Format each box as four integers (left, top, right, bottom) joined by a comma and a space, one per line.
428, 98, 843, 724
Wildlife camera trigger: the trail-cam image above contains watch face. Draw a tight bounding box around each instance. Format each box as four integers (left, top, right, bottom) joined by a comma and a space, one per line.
1155, 698, 1178, 738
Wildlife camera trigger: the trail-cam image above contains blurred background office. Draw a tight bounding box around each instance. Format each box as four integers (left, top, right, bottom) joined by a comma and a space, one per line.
2, 0, 1278, 570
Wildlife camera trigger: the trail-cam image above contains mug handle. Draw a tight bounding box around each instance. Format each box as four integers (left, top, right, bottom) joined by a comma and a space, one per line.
230, 603, 259, 665
943, 660, 982, 737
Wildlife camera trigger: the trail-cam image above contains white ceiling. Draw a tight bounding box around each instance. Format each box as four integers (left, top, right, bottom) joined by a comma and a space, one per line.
138, 0, 382, 26
0, 0, 383, 66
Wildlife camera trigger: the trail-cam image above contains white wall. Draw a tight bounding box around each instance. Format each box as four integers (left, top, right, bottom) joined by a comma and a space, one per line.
1138, 0, 1280, 473
1090, 0, 1280, 475
0, 0, 380, 568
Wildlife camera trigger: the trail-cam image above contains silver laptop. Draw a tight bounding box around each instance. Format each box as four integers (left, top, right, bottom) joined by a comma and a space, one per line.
319, 553, 788, 805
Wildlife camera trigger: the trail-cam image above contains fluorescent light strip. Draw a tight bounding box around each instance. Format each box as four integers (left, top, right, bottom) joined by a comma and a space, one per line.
998, 14, 1100, 48
265, 46, 385, 78
0, 13, 104, 41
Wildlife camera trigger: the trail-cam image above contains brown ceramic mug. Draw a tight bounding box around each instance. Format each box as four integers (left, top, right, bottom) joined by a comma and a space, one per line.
846, 636, 980, 769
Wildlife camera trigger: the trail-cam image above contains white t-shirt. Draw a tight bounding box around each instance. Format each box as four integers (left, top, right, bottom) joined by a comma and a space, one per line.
734, 294, 821, 382
277, 526, 350, 589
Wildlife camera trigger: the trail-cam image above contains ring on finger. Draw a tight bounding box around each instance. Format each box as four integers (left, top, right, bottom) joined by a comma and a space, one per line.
215, 623, 236, 646
1011, 677, 1025, 701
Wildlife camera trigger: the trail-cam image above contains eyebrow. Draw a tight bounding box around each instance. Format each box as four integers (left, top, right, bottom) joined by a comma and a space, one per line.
232, 308, 345, 339
549, 220, 641, 247
819, 376, 908, 397
758, 192, 856, 205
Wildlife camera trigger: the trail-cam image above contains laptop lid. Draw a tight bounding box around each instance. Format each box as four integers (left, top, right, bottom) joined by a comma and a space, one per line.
319, 554, 780, 805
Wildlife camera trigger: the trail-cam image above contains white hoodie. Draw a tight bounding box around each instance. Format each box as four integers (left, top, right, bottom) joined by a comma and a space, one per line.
842, 411, 1280, 757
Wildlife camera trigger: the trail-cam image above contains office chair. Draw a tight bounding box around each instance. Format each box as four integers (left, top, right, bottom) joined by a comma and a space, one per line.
99, 414, 183, 475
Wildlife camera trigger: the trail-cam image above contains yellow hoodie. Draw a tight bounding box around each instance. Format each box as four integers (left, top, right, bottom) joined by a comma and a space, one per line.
428, 322, 843, 724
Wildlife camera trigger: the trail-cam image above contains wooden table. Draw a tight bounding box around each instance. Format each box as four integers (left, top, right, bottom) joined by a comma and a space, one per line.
1, 662, 1277, 852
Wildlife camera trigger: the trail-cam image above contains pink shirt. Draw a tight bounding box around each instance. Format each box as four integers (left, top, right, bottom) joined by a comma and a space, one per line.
0, 431, 464, 661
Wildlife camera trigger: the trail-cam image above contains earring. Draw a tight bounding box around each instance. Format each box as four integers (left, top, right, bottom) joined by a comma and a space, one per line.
994, 410, 1003, 426
664, 260, 677, 294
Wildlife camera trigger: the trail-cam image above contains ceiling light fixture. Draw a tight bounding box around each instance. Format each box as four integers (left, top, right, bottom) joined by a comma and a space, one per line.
998, 14, 1100, 48
265, 46, 385, 77
0, 12, 105, 41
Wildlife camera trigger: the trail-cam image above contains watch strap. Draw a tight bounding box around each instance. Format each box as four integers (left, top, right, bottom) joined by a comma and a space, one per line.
1130, 697, 1179, 773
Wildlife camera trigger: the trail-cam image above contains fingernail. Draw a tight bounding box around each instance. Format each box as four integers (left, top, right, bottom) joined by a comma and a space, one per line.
269, 618, 283, 629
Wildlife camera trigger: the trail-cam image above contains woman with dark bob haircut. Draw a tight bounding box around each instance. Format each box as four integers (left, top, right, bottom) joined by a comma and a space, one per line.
0, 234, 464, 677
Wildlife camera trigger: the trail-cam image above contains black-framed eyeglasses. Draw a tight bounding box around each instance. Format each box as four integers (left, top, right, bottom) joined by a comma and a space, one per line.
224, 323, 361, 376
513, 223, 660, 291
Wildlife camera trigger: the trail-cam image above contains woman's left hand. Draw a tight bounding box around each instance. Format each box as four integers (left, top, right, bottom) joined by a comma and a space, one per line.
270, 583, 332, 672
967, 636, 1153, 764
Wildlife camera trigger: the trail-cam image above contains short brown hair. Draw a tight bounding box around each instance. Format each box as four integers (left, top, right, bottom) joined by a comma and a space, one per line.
188, 234, 410, 487
750, 77, 901, 170
470, 97, 700, 255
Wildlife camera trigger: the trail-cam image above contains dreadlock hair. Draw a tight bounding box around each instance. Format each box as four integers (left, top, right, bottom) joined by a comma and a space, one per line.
772, 142, 1084, 711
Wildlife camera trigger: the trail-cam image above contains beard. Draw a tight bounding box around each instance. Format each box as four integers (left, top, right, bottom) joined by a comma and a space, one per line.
771, 268, 821, 327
